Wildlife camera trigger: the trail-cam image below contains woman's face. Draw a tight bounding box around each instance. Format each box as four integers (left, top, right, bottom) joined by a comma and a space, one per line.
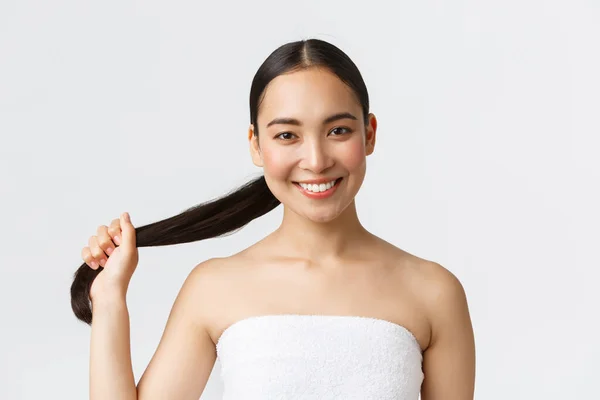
249, 67, 377, 223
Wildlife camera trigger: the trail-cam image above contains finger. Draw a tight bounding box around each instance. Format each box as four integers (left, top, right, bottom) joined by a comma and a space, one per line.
119, 212, 136, 250
109, 218, 122, 245
88, 236, 107, 267
97, 225, 116, 256
81, 247, 99, 270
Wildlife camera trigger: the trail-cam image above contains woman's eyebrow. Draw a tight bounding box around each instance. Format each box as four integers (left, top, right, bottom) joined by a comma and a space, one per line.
266, 112, 358, 128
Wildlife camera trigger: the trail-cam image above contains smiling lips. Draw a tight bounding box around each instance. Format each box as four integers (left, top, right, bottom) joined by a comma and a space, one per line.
293, 178, 343, 199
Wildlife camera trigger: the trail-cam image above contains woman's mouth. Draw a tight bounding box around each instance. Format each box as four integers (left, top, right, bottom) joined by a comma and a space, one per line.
292, 178, 343, 199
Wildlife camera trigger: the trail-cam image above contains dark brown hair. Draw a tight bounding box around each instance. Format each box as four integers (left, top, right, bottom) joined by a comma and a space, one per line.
70, 38, 371, 324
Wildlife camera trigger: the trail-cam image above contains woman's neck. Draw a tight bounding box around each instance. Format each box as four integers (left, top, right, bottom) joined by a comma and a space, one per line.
270, 200, 373, 263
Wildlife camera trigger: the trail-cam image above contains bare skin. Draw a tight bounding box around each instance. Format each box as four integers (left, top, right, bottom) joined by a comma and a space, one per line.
133, 231, 474, 399
84, 66, 475, 399
207, 233, 432, 352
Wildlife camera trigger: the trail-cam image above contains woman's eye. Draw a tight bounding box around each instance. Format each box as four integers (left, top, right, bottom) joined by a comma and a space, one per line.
275, 132, 296, 140
330, 127, 352, 136
275, 127, 351, 140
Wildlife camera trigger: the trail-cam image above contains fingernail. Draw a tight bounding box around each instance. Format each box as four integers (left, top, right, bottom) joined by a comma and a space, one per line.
114, 236, 121, 245
106, 247, 113, 255
91, 261, 98, 269
99, 258, 107, 266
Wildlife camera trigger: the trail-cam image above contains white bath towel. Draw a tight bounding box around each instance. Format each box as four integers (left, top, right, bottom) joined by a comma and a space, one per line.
216, 314, 424, 399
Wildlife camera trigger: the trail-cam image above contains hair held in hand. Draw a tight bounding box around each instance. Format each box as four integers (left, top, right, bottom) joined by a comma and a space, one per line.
70, 38, 370, 325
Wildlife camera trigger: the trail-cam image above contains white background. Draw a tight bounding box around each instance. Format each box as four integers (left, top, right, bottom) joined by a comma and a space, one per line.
1, 0, 598, 398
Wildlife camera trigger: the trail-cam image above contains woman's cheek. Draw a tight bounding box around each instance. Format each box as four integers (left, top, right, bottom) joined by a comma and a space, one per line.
340, 139, 367, 171
261, 147, 294, 179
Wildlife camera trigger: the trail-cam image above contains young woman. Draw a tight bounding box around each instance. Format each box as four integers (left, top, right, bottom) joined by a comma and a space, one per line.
71, 38, 475, 399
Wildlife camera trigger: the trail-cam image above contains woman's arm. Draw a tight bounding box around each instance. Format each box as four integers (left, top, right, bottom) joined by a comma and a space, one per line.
90, 293, 137, 400
90, 259, 220, 400
420, 263, 476, 400
135, 260, 218, 399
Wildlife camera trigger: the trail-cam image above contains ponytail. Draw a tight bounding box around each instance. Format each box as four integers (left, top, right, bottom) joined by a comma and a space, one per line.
70, 175, 280, 325
72, 37, 371, 325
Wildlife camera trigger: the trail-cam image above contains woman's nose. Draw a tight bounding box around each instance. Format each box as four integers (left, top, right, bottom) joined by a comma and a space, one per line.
300, 140, 334, 173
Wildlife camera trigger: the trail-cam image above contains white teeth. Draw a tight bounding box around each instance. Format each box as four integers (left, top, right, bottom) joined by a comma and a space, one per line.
299, 179, 337, 193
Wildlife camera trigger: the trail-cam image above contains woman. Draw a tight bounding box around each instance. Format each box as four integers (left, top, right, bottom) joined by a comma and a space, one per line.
71, 38, 476, 399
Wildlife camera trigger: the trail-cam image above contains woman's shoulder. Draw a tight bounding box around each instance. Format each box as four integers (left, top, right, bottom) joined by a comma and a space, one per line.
184, 252, 264, 304
396, 251, 470, 340
186, 255, 248, 286
371, 236, 468, 312
374, 236, 458, 276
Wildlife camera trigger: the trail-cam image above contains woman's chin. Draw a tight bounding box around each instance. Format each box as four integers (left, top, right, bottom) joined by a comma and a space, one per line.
302, 207, 346, 223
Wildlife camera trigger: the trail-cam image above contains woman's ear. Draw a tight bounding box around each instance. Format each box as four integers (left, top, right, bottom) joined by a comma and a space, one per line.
248, 124, 263, 167
365, 113, 377, 156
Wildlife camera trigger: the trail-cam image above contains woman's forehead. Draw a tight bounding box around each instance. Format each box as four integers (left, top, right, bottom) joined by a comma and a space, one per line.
257, 69, 360, 126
